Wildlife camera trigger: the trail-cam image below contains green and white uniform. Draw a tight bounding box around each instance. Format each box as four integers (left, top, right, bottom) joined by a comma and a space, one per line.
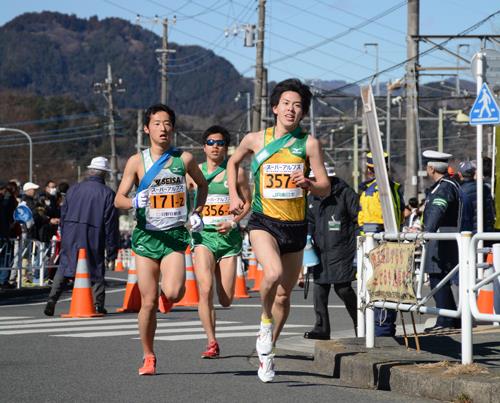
132, 149, 190, 259
192, 161, 242, 261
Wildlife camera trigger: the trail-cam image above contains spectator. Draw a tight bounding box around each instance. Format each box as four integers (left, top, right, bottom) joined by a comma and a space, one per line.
358, 152, 405, 337
422, 150, 471, 333
304, 165, 359, 340
0, 181, 17, 288
44, 157, 120, 316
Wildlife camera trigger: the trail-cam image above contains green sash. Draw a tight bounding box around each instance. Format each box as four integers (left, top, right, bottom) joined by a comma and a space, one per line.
204, 159, 227, 183
251, 127, 305, 176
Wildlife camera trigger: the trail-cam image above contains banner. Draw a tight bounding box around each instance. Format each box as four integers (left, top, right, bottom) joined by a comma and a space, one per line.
366, 242, 417, 304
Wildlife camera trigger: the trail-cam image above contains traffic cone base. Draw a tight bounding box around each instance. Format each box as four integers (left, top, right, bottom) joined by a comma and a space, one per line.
62, 248, 103, 318
251, 262, 263, 292
117, 251, 141, 313
234, 256, 250, 299
175, 246, 199, 307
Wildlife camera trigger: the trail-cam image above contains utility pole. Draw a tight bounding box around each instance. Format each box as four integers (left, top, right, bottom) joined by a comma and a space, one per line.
310, 91, 316, 137
405, 0, 419, 199
252, 0, 266, 132
93, 63, 125, 191
137, 109, 145, 154
156, 18, 176, 104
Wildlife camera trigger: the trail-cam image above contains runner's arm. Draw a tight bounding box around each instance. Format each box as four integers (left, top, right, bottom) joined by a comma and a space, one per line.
234, 166, 252, 224
228, 132, 256, 215
303, 136, 330, 197
114, 154, 140, 209
184, 153, 207, 214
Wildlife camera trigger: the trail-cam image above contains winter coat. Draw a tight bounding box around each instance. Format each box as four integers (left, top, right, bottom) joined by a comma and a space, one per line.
423, 175, 471, 274
59, 176, 119, 281
460, 179, 495, 233
307, 177, 359, 284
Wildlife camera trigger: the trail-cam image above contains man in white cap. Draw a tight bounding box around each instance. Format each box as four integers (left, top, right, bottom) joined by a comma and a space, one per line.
44, 156, 119, 316
421, 150, 471, 333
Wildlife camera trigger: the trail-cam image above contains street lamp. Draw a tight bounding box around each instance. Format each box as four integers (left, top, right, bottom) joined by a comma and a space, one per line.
235, 91, 252, 138
456, 44, 470, 96
364, 43, 380, 96
437, 108, 469, 152
0, 127, 33, 182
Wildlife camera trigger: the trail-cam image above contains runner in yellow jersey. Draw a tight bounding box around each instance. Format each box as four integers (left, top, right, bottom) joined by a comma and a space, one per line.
115, 104, 208, 376
227, 79, 330, 382
187, 125, 251, 359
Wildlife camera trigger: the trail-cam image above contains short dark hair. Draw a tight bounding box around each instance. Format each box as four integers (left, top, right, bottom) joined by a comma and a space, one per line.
58, 181, 69, 195
270, 78, 312, 117
45, 180, 55, 187
202, 125, 231, 147
408, 197, 418, 208
143, 104, 176, 128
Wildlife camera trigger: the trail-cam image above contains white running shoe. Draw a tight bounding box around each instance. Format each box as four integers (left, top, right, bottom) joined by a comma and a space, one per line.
256, 322, 273, 357
258, 353, 275, 383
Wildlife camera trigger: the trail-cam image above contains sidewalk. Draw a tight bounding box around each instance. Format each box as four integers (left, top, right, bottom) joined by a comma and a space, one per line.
277, 324, 500, 403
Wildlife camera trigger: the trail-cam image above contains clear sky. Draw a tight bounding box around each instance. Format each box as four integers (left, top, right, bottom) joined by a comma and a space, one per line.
1, 1, 499, 86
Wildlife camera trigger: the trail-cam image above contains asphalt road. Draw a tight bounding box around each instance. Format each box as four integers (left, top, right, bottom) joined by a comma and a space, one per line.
0, 273, 436, 402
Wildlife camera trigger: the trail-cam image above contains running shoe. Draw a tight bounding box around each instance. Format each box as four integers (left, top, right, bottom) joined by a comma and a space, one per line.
257, 353, 275, 383
138, 354, 156, 376
256, 322, 273, 357
201, 340, 220, 359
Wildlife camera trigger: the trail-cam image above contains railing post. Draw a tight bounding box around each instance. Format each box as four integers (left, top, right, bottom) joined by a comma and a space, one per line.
356, 236, 365, 338
365, 233, 376, 348
460, 232, 473, 364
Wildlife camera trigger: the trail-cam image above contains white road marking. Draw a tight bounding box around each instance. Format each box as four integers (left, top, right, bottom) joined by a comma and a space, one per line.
57, 324, 307, 338
0, 316, 32, 321
0, 320, 236, 335
155, 331, 300, 341
227, 304, 345, 309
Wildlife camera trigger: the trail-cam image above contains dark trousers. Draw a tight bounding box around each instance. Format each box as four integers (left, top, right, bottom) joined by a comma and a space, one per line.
312, 282, 357, 335
374, 307, 397, 336
428, 273, 459, 328
47, 267, 105, 308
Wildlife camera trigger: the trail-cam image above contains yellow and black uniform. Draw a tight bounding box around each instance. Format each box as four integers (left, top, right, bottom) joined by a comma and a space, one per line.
247, 127, 310, 254
358, 178, 404, 233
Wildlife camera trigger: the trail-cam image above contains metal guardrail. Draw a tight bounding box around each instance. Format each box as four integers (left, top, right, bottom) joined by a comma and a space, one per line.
357, 231, 500, 365
0, 237, 53, 288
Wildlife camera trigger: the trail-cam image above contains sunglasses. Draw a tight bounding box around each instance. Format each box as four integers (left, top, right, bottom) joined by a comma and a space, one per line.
205, 139, 226, 146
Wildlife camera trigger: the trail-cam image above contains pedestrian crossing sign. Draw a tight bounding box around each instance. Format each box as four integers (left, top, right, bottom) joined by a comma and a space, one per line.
469, 82, 500, 125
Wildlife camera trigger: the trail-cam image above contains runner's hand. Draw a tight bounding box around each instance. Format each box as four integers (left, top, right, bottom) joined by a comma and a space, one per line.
290, 170, 311, 190
132, 189, 149, 209
216, 221, 232, 234
229, 196, 244, 215
189, 211, 204, 232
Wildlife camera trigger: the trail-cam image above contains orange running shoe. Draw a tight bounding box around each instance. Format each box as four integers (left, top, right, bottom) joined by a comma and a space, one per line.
201, 340, 220, 359
138, 354, 156, 375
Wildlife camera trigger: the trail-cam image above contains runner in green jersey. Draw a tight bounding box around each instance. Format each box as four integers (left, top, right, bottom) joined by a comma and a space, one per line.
188, 125, 251, 359
115, 104, 208, 376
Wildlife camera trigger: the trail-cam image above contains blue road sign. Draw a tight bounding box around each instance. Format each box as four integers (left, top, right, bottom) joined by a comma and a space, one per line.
469, 82, 500, 125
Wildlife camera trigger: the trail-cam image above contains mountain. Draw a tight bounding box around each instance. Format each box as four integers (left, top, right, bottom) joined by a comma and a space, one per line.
0, 12, 253, 117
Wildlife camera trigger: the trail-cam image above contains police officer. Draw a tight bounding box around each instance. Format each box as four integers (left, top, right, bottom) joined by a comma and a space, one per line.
422, 150, 470, 332
358, 152, 405, 336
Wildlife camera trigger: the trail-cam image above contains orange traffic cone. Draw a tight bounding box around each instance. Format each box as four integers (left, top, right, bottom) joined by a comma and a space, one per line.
61, 249, 103, 318
247, 252, 257, 281
477, 253, 495, 314
117, 251, 141, 313
175, 246, 199, 307
115, 249, 125, 272
234, 256, 250, 299
251, 262, 264, 292
159, 291, 174, 314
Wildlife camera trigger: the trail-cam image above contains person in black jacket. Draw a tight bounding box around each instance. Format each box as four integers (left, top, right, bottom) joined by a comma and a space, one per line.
44, 157, 119, 316
422, 150, 472, 333
303, 165, 359, 340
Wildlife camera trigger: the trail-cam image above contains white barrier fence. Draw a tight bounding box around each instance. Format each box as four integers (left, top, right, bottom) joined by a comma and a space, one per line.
0, 237, 53, 288
357, 231, 500, 365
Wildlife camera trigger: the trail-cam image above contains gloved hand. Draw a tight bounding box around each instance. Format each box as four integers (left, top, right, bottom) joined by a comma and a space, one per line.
189, 211, 204, 233
132, 189, 149, 209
